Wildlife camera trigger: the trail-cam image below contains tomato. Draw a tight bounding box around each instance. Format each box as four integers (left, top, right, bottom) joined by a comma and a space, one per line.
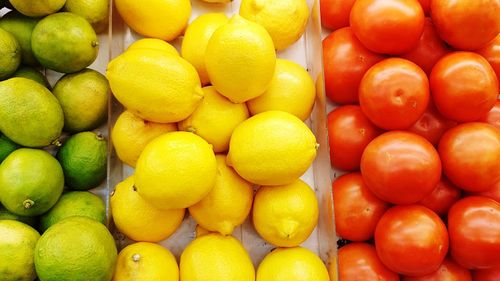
418, 178, 461, 216
402, 258, 472, 281
478, 100, 500, 130
472, 265, 500, 281
438, 123, 500, 192
361, 131, 441, 204
430, 52, 498, 122
431, 0, 500, 50
350, 0, 425, 55
320, 0, 356, 30
332, 173, 389, 241
359, 58, 430, 130
473, 181, 500, 203
323, 27, 385, 104
375, 205, 449, 276
407, 101, 457, 146
417, 0, 430, 15
338, 243, 399, 281
327, 106, 383, 171
448, 196, 500, 269
476, 35, 500, 80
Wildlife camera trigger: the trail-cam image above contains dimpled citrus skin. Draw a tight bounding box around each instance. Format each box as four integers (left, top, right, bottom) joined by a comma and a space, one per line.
127, 38, 179, 56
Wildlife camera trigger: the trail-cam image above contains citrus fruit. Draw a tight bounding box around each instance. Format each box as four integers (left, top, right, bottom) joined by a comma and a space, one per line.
227, 111, 317, 186
188, 154, 253, 235
200, 0, 231, 2
0, 220, 40, 281
0, 203, 37, 228
0, 148, 64, 216
106, 49, 203, 123
9, 0, 66, 17
113, 242, 179, 281
0, 27, 20, 80
53, 68, 109, 133
0, 11, 39, 66
205, 15, 276, 103
31, 12, 99, 73
195, 225, 212, 237
12, 66, 51, 89
64, 0, 109, 33
178, 86, 249, 153
34, 217, 117, 281
247, 58, 316, 121
0, 133, 19, 163
126, 38, 178, 56
181, 13, 228, 85
111, 176, 185, 242
57, 131, 107, 190
135, 132, 217, 210
180, 233, 255, 281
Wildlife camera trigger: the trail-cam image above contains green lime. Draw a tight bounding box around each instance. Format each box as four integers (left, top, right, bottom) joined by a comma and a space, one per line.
0, 11, 39, 66
64, 0, 109, 33
0, 133, 19, 163
34, 216, 117, 281
53, 69, 108, 133
12, 66, 51, 89
0, 203, 37, 228
31, 12, 99, 73
0, 27, 21, 80
57, 132, 107, 190
9, 0, 66, 17
0, 148, 64, 216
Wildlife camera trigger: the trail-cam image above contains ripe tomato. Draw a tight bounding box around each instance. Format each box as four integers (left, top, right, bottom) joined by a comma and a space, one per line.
473, 265, 500, 281
350, 0, 425, 55
320, 0, 356, 30
407, 102, 457, 146
418, 178, 462, 216
361, 131, 441, 205
323, 27, 385, 104
327, 105, 383, 171
448, 196, 500, 269
476, 35, 500, 80
402, 258, 472, 281
417, 0, 430, 15
438, 123, 500, 192
473, 181, 500, 203
332, 173, 389, 241
375, 205, 449, 276
431, 0, 500, 50
478, 100, 500, 130
430, 52, 498, 122
359, 58, 430, 130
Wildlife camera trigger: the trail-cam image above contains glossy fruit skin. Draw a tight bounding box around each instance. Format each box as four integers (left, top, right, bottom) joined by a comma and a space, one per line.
473, 181, 500, 203
323, 27, 385, 104
350, 0, 425, 55
408, 102, 457, 146
472, 265, 500, 281
448, 196, 500, 269
478, 100, 500, 130
431, 52, 498, 122
476, 35, 500, 80
417, 0, 430, 15
402, 258, 472, 281
418, 178, 462, 216
375, 205, 449, 276
320, 0, 356, 30
438, 123, 500, 192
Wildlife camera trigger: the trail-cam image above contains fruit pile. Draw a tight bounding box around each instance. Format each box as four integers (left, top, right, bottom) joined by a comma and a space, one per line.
322, 0, 499, 279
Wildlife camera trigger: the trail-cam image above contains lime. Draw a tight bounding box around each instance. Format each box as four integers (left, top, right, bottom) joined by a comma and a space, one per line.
64, 0, 109, 33
12, 66, 51, 89
0, 133, 19, 163
0, 11, 39, 66
0, 203, 37, 228
9, 0, 66, 17
0, 27, 21, 80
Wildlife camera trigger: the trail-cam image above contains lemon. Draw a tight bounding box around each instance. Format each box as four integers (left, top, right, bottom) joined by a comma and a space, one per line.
64, 0, 109, 33
180, 233, 255, 281
181, 13, 228, 85
200, 0, 232, 3
112, 111, 177, 168
111, 176, 185, 242
240, 0, 309, 51
0, 11, 39, 66
114, 0, 190, 41
248, 59, 315, 121
107, 49, 203, 123
195, 225, 212, 237
113, 242, 179, 281
9, 0, 66, 17
0, 27, 21, 80
205, 15, 276, 103
256, 247, 330, 281
178, 86, 249, 153
127, 38, 179, 56
227, 111, 317, 186
189, 154, 253, 235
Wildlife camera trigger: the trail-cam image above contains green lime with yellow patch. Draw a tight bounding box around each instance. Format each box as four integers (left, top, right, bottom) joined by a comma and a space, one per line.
0, 204, 37, 228
0, 27, 21, 80
0, 134, 19, 163
0, 11, 39, 66
12, 66, 51, 89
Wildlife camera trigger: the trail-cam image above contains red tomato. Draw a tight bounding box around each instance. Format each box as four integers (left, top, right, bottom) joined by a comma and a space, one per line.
478, 100, 500, 130
375, 205, 449, 276
338, 243, 400, 281
473, 265, 500, 281
438, 123, 500, 192
332, 173, 390, 241
431, 0, 500, 50
402, 258, 472, 281
359, 58, 430, 130
476, 35, 500, 80
361, 131, 441, 204
323, 27, 385, 104
418, 178, 462, 216
350, 0, 425, 55
473, 181, 500, 203
417, 0, 430, 15
407, 102, 457, 146
327, 106, 383, 171
430, 52, 498, 122
448, 196, 500, 269
320, 0, 356, 30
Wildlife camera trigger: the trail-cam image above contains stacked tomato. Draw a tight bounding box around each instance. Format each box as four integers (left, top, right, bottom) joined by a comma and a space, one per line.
321, 0, 500, 279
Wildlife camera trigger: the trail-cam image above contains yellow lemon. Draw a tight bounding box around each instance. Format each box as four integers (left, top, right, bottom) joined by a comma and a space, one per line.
205, 15, 276, 103
110, 176, 185, 242
114, 0, 191, 41
112, 110, 177, 168
135, 132, 217, 210
180, 233, 255, 281
10, 0, 66, 17
189, 154, 253, 235
106, 49, 203, 123
227, 111, 317, 186
256, 247, 330, 281
195, 225, 212, 237
113, 242, 178, 281
200, 0, 231, 3
240, 0, 309, 50
247, 59, 316, 121
126, 38, 179, 56
178, 86, 249, 153
181, 13, 228, 85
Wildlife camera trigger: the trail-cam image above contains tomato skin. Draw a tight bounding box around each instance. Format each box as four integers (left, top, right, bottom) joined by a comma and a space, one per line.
476, 35, 500, 80
359, 58, 430, 130
320, 0, 357, 30
418, 178, 462, 216
448, 196, 500, 269
417, 0, 430, 15
438, 123, 500, 192
402, 258, 472, 281
375, 205, 449, 276
430, 52, 499, 122
407, 102, 457, 147
478, 100, 500, 130
473, 181, 500, 203
323, 27, 385, 104
472, 265, 500, 281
